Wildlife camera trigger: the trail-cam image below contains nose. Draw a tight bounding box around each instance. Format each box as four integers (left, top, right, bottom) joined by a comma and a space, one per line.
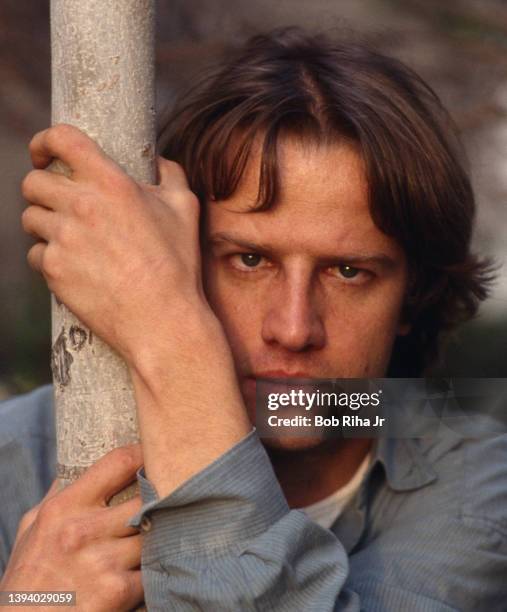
261, 274, 326, 352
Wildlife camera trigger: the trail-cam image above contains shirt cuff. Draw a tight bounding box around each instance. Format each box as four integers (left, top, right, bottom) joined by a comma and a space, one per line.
127, 429, 290, 565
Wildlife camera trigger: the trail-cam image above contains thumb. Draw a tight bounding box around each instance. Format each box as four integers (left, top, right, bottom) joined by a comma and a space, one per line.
157, 157, 192, 194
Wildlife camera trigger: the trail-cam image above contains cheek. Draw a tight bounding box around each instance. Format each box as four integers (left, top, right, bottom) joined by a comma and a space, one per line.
325, 284, 406, 376
202, 264, 260, 355
354, 317, 400, 376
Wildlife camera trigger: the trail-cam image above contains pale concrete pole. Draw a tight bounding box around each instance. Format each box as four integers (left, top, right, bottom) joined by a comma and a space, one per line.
50, 0, 156, 497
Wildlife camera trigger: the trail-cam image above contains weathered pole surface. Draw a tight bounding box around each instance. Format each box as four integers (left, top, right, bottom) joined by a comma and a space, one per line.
50, 0, 156, 498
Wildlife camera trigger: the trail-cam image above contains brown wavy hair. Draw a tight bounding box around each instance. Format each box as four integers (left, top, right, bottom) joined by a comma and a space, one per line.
159, 27, 495, 376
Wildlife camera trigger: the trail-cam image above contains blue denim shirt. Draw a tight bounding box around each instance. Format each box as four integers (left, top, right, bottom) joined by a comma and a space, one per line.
1, 385, 507, 610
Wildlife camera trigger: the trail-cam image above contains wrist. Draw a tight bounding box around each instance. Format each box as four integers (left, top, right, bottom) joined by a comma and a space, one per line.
125, 298, 221, 382
125, 304, 252, 497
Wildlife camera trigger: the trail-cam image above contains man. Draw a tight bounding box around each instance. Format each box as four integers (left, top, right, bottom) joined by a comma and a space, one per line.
1, 28, 506, 610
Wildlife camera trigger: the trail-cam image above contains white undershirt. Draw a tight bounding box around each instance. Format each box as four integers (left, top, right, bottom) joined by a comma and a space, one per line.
299, 452, 371, 529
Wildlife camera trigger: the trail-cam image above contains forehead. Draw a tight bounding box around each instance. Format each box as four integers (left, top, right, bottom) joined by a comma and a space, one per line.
205, 137, 402, 260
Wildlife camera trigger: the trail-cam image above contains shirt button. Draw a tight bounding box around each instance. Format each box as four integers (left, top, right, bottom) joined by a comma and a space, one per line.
140, 516, 152, 532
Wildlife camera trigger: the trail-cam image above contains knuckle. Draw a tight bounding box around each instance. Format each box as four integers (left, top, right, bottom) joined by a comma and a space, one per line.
162, 158, 187, 177
20, 207, 33, 232
107, 171, 138, 200
186, 191, 200, 208
20, 171, 36, 199
48, 124, 90, 160
41, 245, 63, 280
71, 193, 93, 220
101, 573, 133, 605
28, 130, 44, 153
37, 495, 64, 526
26, 245, 40, 271
55, 221, 72, 248
49, 123, 78, 145
171, 189, 199, 210
58, 517, 90, 553
111, 445, 139, 472
162, 158, 179, 169
162, 159, 181, 174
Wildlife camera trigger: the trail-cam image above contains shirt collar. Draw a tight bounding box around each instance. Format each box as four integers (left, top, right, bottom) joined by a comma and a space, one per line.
333, 437, 437, 553
368, 437, 437, 492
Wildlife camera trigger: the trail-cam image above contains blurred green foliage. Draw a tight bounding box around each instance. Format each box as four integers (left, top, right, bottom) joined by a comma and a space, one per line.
1, 279, 51, 396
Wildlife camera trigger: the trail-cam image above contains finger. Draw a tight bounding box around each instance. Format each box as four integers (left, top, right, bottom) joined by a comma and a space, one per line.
26, 241, 47, 274
91, 567, 143, 610
64, 444, 143, 507
29, 124, 116, 177
157, 157, 191, 193
125, 570, 144, 608
157, 158, 200, 221
102, 495, 143, 537
21, 168, 72, 211
107, 533, 143, 570
120, 535, 143, 571
22, 205, 57, 241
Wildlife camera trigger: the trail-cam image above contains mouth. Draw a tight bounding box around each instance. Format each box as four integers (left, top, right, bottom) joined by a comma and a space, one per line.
247, 370, 316, 381
242, 371, 322, 406
243, 372, 322, 402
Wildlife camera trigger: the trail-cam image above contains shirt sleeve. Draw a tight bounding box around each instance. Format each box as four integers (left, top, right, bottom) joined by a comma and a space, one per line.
128, 429, 360, 611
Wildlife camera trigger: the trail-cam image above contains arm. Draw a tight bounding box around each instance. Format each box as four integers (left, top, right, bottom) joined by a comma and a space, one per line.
130, 431, 359, 611
21, 124, 252, 499
17, 124, 361, 610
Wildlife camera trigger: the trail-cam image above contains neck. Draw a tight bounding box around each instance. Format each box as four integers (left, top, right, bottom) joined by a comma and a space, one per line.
266, 438, 372, 508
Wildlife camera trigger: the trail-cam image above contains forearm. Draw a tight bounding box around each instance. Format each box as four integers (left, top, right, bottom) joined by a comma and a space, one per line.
128, 431, 358, 612
127, 304, 252, 498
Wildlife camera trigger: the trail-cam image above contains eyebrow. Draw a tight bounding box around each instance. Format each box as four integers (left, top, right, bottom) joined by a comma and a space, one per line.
207, 232, 271, 253
207, 231, 398, 269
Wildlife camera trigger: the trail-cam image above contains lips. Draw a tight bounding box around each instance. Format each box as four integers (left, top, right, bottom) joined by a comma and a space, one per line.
249, 370, 316, 380
244, 372, 321, 400
245, 372, 322, 404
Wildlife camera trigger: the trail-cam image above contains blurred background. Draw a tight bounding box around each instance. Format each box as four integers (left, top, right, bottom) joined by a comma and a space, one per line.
1, 0, 506, 398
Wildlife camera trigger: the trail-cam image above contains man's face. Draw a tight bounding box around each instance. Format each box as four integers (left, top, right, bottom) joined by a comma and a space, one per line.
202, 137, 409, 431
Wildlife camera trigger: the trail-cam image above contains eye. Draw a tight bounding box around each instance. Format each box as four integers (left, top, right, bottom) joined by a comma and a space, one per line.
327, 264, 372, 284
229, 252, 269, 272
337, 264, 360, 279
240, 253, 262, 268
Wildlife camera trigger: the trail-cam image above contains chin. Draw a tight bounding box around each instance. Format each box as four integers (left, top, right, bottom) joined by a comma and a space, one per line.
259, 434, 327, 452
